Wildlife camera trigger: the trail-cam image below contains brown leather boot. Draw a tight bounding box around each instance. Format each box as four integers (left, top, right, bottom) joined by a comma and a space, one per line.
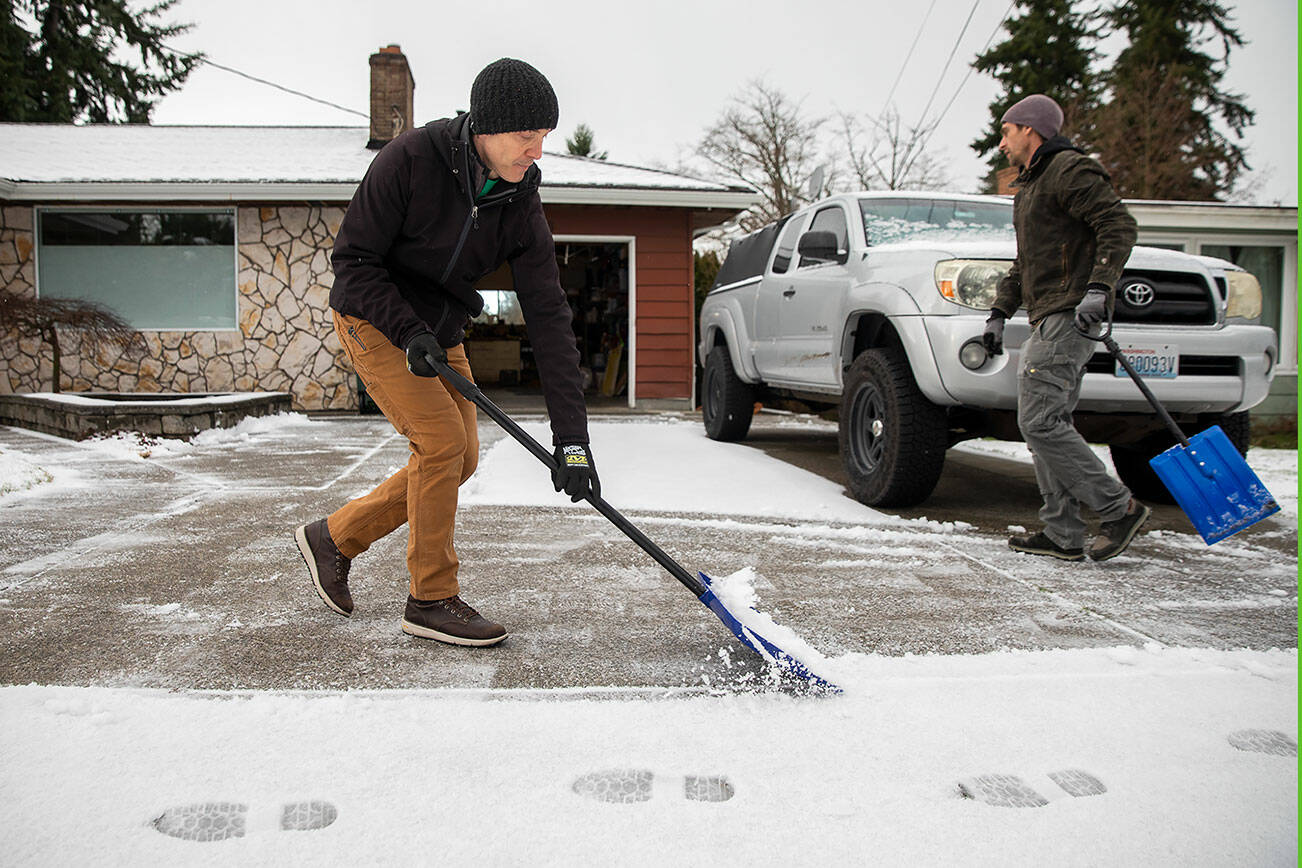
1089, 500, 1152, 561
401, 594, 506, 646
294, 519, 353, 616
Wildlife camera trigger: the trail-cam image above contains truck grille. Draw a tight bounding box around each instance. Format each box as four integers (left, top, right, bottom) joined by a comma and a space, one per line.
1113, 270, 1216, 325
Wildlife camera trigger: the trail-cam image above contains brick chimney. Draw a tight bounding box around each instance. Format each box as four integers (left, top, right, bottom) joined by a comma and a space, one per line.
995, 166, 1019, 195
368, 45, 415, 149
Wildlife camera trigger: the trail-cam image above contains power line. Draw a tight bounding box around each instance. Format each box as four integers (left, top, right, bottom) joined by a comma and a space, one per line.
164, 47, 368, 120
914, 0, 1018, 158
881, 0, 939, 114
912, 0, 983, 135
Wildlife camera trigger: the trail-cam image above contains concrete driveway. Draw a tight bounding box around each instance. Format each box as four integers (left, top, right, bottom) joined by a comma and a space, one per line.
0, 409, 1295, 693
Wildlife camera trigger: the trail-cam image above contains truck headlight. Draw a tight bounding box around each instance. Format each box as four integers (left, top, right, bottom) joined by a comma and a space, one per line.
934, 259, 1012, 310
1224, 270, 1262, 319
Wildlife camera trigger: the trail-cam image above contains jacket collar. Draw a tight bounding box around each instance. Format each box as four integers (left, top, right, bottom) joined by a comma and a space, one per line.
432, 114, 542, 201
1014, 135, 1083, 186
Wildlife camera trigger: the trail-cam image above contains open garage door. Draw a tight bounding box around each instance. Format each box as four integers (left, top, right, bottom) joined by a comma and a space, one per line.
469, 238, 632, 408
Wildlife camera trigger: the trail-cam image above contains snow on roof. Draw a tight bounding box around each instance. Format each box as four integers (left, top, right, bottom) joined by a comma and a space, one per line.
0, 124, 751, 205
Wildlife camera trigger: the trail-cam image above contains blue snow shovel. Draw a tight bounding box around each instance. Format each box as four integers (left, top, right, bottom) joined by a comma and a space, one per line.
1079, 320, 1279, 545
429, 356, 838, 691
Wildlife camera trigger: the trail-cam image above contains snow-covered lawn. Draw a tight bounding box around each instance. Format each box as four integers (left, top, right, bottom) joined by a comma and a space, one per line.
0, 415, 1296, 864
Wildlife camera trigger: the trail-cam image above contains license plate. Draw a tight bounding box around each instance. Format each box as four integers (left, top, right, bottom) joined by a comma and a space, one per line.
1115, 345, 1178, 378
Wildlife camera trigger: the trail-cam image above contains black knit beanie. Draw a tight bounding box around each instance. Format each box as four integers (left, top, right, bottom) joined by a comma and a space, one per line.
469, 58, 559, 135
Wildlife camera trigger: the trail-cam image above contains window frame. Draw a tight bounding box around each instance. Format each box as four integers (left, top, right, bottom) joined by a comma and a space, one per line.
798, 205, 850, 270
769, 212, 808, 275
1137, 230, 1297, 374
34, 205, 241, 332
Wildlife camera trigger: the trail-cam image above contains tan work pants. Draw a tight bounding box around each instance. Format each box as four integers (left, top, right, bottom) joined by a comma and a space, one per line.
326, 311, 478, 601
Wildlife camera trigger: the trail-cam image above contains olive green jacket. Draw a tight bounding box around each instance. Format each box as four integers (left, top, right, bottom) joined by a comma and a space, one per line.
992, 137, 1137, 324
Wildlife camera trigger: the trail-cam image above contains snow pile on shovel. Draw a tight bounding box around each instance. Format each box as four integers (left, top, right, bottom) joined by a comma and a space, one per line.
708, 567, 839, 689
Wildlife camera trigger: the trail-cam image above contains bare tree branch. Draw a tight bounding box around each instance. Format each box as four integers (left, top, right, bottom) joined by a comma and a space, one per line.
697, 80, 838, 229
839, 107, 951, 192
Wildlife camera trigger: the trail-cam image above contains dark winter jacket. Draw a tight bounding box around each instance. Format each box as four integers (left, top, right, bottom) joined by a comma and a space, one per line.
330, 113, 587, 444
992, 136, 1137, 325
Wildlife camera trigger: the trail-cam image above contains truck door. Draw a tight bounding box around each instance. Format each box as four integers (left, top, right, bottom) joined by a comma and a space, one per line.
775, 204, 851, 386
753, 213, 808, 379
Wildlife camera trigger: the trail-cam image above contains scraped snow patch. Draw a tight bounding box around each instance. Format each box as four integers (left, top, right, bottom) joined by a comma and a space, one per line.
0, 449, 52, 496
463, 418, 895, 523
80, 431, 192, 461
190, 412, 321, 446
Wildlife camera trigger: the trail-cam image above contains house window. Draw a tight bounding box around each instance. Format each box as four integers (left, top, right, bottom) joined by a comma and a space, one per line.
37, 210, 237, 330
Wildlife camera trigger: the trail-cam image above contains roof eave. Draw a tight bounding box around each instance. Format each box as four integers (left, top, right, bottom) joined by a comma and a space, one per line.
0, 180, 762, 210
1124, 199, 1299, 233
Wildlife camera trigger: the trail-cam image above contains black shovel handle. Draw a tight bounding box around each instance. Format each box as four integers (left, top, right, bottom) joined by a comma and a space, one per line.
1074, 314, 1191, 449
429, 355, 708, 597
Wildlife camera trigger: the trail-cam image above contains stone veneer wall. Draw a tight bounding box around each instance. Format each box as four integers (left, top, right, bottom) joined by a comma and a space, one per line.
0, 204, 357, 412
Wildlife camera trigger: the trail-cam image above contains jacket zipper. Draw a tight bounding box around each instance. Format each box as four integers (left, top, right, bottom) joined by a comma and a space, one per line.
347, 325, 368, 351
438, 207, 477, 286
435, 130, 534, 287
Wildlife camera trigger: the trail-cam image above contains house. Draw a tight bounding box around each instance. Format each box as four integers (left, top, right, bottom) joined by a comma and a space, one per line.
0, 46, 759, 412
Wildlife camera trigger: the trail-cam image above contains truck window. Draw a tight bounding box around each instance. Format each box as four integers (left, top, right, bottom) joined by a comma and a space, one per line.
798, 206, 849, 269
770, 217, 804, 274
859, 197, 1013, 245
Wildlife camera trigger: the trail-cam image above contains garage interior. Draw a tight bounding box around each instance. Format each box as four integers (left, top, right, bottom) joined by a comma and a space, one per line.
466, 240, 631, 405
355, 240, 633, 414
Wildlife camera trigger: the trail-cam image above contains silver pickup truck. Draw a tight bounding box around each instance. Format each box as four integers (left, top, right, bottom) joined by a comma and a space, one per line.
698, 191, 1278, 507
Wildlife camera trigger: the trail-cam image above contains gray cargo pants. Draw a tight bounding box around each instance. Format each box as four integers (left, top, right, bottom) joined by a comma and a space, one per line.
1018, 311, 1132, 549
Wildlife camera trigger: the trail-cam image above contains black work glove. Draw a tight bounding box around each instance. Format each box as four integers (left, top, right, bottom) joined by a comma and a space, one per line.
405, 332, 446, 377
1074, 286, 1109, 330
983, 311, 1006, 356
552, 442, 600, 503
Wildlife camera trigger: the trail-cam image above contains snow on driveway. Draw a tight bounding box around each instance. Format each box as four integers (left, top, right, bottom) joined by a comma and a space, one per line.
1, 647, 1295, 865
0, 415, 1296, 864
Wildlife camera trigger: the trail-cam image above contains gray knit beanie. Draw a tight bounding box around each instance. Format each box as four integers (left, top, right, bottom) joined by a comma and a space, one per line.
1001, 94, 1064, 139
469, 58, 559, 135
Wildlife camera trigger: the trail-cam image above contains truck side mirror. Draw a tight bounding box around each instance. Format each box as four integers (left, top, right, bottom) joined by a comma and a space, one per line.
797, 230, 847, 265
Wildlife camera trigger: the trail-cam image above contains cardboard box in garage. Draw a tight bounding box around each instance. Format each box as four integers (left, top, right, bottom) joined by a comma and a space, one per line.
466, 339, 521, 384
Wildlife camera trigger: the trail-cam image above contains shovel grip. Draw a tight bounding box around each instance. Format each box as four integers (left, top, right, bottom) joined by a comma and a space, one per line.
429, 354, 708, 598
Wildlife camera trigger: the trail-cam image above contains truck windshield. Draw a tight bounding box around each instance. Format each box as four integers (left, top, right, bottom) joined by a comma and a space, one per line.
859, 197, 1014, 246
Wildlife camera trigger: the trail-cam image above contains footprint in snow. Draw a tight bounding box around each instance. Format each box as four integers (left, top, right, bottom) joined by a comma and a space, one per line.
572, 769, 734, 803
152, 800, 337, 841
1227, 729, 1297, 757
958, 769, 1106, 808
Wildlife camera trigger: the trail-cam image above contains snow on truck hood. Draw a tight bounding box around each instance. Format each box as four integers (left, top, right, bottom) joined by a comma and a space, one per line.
873, 239, 1223, 274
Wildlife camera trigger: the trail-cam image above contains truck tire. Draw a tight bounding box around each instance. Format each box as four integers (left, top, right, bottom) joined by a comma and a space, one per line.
702, 344, 755, 441
1110, 411, 1251, 504
839, 348, 947, 507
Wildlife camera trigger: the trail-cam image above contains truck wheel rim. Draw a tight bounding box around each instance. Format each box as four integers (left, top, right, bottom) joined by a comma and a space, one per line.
704, 368, 721, 424
849, 383, 886, 471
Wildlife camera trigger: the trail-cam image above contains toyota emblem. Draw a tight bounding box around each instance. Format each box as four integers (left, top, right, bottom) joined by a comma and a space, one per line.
1122, 281, 1156, 308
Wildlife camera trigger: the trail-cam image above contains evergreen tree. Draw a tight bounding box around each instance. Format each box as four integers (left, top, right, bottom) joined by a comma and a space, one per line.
970, 0, 1101, 191
1089, 0, 1253, 200
1, 0, 201, 123
565, 122, 608, 160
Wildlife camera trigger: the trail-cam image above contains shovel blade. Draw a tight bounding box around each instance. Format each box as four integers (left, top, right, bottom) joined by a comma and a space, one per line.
697, 572, 840, 692
1149, 425, 1280, 545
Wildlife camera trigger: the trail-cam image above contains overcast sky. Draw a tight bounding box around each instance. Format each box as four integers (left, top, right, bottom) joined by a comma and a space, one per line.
150, 0, 1296, 205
